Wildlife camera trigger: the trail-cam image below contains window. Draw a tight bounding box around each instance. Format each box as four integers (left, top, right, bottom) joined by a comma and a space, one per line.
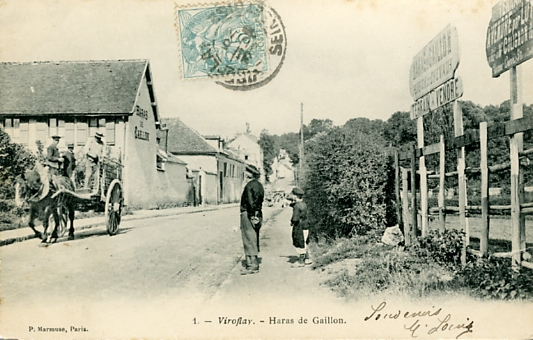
4, 119, 12, 138
223, 162, 227, 177
12, 119, 20, 142
36, 121, 47, 143
19, 120, 29, 145
76, 120, 87, 145
65, 121, 75, 145
106, 119, 115, 145
88, 117, 115, 145
49, 118, 57, 137
89, 118, 98, 137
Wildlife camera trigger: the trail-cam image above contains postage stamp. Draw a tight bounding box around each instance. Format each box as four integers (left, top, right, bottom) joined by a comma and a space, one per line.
176, 2, 269, 80
216, 5, 287, 91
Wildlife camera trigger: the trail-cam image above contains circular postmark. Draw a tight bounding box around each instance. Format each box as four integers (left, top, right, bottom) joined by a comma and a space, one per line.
215, 6, 287, 91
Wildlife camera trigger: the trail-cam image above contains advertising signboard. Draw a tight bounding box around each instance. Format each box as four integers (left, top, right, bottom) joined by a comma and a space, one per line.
486, 0, 533, 77
409, 24, 461, 101
410, 77, 464, 119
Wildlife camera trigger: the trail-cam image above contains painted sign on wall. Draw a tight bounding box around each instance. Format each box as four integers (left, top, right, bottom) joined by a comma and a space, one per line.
134, 105, 150, 141
486, 0, 533, 77
409, 24, 460, 101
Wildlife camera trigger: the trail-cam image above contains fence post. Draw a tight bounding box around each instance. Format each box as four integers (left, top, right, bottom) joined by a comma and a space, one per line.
480, 121, 490, 257
402, 167, 410, 246
417, 118, 428, 237
510, 65, 524, 270
410, 144, 418, 243
394, 150, 402, 229
438, 134, 446, 232
453, 100, 467, 265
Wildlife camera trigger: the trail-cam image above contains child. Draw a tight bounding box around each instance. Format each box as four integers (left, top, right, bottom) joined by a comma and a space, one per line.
290, 187, 312, 267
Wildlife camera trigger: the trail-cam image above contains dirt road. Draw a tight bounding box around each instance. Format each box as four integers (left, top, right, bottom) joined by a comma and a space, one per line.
1, 206, 532, 339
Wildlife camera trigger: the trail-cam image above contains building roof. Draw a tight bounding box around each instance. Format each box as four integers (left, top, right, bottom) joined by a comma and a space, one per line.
0, 59, 158, 120
164, 118, 218, 155
229, 133, 258, 144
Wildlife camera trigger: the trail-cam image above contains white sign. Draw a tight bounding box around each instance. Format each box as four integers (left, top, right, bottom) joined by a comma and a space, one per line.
409, 24, 461, 100
410, 77, 464, 119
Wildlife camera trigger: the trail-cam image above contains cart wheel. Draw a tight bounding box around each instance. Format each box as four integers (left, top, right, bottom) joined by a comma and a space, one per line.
105, 180, 123, 236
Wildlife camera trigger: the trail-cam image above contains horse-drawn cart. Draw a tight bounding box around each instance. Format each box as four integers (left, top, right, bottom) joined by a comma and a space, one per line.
51, 159, 124, 237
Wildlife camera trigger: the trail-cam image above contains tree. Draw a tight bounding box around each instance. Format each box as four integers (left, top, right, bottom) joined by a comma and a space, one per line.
0, 130, 36, 199
303, 118, 333, 140
278, 132, 300, 165
304, 126, 391, 238
383, 111, 416, 147
344, 117, 385, 138
258, 129, 279, 182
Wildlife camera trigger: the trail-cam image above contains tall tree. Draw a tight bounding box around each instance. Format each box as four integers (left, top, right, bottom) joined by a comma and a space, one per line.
383, 111, 416, 147
303, 118, 333, 140
343, 117, 385, 139
258, 129, 279, 182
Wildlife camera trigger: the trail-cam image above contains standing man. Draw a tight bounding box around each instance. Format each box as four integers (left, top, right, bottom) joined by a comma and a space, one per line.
84, 132, 105, 190
62, 143, 76, 179
239, 169, 264, 275
46, 135, 64, 176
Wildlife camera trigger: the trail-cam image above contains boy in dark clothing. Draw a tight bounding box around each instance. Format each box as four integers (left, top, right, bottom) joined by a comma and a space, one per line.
290, 187, 312, 267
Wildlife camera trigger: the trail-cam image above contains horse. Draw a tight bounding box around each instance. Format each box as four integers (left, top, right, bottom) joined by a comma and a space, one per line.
15, 163, 76, 244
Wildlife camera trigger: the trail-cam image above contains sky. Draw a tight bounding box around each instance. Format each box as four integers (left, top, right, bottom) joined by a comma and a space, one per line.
1, 0, 532, 138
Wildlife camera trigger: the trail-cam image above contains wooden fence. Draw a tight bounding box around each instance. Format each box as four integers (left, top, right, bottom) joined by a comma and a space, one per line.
394, 104, 533, 271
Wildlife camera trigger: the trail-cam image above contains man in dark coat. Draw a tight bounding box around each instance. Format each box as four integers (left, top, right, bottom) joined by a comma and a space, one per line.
62, 143, 76, 179
46, 135, 64, 176
239, 170, 264, 275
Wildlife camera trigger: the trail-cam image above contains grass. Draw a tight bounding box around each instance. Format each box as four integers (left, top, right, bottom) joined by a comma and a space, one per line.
311, 228, 533, 302
311, 238, 455, 301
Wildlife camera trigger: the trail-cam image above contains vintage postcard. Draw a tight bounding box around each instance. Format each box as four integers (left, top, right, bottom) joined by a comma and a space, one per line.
1, 0, 533, 339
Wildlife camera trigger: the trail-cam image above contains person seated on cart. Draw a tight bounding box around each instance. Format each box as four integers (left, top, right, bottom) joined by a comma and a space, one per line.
83, 132, 105, 190
46, 135, 64, 176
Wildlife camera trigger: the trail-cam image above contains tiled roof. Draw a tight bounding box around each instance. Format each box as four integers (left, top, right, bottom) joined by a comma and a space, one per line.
0, 60, 150, 115
163, 118, 217, 155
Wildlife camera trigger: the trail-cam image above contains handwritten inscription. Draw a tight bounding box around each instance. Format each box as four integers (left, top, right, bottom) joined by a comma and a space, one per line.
364, 301, 474, 339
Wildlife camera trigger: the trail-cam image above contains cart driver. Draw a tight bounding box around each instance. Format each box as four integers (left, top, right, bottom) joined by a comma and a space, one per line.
83, 132, 105, 190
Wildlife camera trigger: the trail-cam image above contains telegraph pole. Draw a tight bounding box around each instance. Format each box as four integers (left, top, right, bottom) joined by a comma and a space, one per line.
299, 102, 304, 185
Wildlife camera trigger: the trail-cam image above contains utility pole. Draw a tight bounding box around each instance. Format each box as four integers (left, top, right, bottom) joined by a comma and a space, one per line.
299, 102, 304, 186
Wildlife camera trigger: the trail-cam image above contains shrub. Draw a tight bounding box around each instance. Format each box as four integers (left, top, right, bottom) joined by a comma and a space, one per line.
304, 127, 391, 238
455, 257, 533, 300
0, 130, 36, 200
410, 229, 465, 269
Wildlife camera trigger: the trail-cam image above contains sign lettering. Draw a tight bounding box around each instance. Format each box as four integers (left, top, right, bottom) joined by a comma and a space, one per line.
410, 77, 464, 119
409, 24, 460, 100
136, 105, 149, 120
486, 0, 533, 77
134, 126, 150, 141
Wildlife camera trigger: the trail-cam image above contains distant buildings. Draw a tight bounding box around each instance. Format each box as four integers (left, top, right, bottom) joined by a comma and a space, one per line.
160, 118, 246, 205
226, 133, 265, 183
